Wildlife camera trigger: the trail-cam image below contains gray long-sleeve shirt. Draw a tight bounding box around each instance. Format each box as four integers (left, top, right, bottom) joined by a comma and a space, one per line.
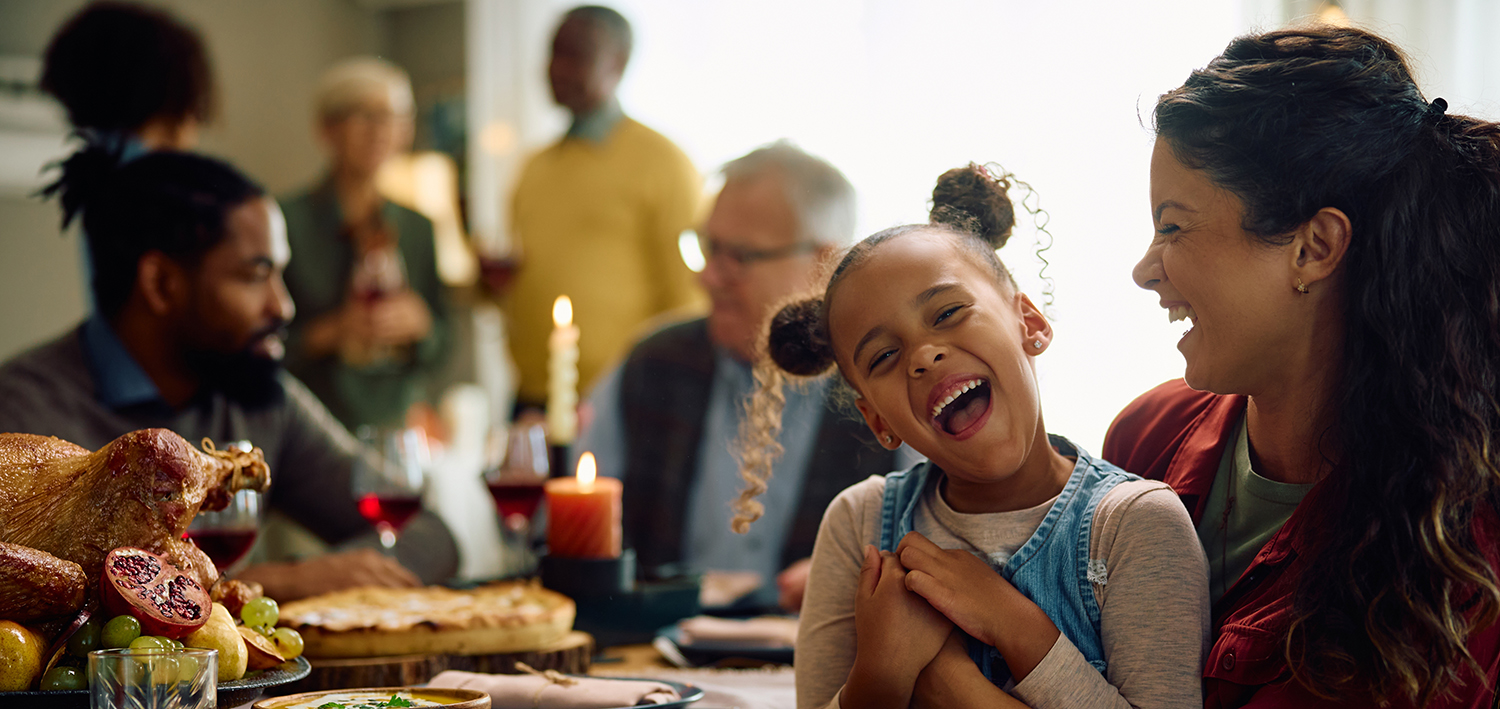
798, 475, 1209, 709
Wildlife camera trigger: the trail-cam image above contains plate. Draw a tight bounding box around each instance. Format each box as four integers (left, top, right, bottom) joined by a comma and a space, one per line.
0, 655, 312, 709
580, 677, 704, 709
659, 623, 795, 666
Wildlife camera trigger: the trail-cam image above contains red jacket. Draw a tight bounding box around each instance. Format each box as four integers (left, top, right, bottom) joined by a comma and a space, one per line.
1104, 379, 1500, 708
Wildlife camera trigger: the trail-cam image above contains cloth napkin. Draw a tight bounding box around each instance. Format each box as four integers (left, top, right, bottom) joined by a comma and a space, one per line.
677, 616, 799, 647
428, 669, 681, 708
598, 666, 796, 709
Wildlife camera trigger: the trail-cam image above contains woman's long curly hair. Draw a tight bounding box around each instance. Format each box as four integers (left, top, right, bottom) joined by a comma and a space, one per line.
1156, 26, 1500, 705
732, 164, 1021, 533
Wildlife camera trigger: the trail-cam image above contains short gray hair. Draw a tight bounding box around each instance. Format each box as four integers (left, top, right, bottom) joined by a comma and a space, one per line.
316, 56, 413, 122
721, 141, 856, 248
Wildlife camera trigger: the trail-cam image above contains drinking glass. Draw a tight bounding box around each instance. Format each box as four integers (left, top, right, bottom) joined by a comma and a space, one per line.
353, 427, 430, 550
482, 423, 549, 574
344, 228, 409, 366
89, 648, 216, 709
185, 489, 261, 576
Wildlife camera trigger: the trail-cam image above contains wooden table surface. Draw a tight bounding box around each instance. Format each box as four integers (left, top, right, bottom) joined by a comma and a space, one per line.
589, 643, 675, 675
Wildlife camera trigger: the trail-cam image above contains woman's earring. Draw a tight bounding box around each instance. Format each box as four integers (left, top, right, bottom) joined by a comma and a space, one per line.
883, 435, 894, 445
1295, 278, 1310, 294
1032, 340, 1043, 350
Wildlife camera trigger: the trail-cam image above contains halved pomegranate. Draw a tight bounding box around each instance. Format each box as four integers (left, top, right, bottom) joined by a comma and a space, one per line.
100, 547, 209, 639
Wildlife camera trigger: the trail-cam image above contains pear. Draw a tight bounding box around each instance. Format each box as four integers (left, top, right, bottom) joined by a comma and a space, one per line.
0, 621, 44, 691
183, 603, 248, 681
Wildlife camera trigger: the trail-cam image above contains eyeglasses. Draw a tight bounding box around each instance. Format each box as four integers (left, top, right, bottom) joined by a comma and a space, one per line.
698, 234, 820, 273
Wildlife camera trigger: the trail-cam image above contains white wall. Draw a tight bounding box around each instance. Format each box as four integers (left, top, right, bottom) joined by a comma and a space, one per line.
582, 0, 1243, 452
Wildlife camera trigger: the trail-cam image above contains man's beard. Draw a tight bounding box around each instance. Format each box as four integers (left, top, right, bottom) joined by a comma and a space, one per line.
184, 328, 287, 410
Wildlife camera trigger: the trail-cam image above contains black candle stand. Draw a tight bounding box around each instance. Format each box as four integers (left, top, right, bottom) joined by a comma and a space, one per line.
539, 548, 636, 598
539, 549, 702, 647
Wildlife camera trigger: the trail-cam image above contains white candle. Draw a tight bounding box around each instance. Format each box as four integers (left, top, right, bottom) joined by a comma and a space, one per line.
547, 295, 579, 444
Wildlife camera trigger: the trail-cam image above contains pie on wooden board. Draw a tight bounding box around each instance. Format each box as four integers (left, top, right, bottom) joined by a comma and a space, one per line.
276, 581, 575, 658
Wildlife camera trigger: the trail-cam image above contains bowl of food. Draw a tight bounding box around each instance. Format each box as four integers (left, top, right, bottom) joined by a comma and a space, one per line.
254, 686, 490, 709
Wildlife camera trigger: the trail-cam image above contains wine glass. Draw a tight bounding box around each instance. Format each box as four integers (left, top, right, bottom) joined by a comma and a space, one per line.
481, 423, 549, 575
185, 488, 262, 576
353, 427, 430, 550
344, 228, 409, 366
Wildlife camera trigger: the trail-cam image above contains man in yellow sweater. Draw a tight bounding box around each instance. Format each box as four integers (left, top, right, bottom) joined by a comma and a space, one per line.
508, 5, 702, 410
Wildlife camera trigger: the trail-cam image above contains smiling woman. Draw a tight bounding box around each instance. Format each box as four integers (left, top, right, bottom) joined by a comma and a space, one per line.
738, 164, 1209, 709
1106, 26, 1500, 709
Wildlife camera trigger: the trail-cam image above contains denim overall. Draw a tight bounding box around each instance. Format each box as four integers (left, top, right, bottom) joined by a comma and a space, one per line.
878, 435, 1137, 685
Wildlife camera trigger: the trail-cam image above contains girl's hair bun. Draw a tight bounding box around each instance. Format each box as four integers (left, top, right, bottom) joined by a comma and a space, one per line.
767, 297, 835, 376
930, 163, 1016, 249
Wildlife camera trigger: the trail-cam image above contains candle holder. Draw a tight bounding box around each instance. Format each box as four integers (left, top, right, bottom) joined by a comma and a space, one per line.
540, 549, 703, 647
540, 548, 636, 599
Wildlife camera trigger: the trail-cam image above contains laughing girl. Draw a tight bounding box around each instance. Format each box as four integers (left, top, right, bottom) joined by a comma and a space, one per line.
736, 165, 1208, 708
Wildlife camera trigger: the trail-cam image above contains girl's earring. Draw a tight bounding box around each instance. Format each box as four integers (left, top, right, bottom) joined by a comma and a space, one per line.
1032, 340, 1043, 350
883, 434, 894, 445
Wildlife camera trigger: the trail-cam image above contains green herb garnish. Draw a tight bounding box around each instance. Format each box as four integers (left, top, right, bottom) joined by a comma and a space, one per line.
311, 694, 420, 709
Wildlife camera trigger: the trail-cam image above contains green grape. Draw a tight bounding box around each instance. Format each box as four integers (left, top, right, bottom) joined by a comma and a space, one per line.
240, 597, 279, 628
272, 627, 304, 658
251, 624, 275, 637
129, 635, 168, 650
167, 638, 184, 650
67, 616, 101, 657
40, 666, 86, 691
101, 615, 142, 649
175, 655, 200, 684
147, 656, 179, 685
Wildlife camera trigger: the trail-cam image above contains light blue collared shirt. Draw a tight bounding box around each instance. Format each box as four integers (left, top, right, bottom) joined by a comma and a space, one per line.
565, 97, 623, 143
79, 314, 166, 409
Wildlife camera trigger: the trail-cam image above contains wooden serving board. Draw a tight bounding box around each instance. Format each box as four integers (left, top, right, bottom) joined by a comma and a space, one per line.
278, 631, 595, 695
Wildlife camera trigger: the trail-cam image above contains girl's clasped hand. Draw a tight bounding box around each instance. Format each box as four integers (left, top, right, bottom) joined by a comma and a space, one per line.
851, 545, 952, 687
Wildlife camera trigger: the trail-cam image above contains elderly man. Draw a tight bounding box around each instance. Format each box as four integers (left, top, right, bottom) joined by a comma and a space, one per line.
507, 5, 702, 410
574, 143, 917, 610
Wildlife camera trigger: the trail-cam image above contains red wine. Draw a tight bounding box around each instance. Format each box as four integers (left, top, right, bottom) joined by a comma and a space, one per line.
357, 493, 423, 532
185, 528, 258, 569
486, 482, 546, 523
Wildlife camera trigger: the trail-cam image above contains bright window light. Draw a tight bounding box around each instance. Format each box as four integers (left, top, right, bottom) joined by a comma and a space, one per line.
678, 229, 705, 273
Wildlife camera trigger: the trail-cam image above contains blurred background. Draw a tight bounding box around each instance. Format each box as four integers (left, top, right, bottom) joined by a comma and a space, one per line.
1, 0, 1497, 453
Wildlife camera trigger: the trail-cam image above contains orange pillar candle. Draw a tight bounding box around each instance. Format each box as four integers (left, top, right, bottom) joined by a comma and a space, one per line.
544, 452, 622, 558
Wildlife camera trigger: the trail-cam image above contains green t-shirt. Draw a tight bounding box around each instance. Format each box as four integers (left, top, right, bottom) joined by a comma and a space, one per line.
1197, 415, 1315, 604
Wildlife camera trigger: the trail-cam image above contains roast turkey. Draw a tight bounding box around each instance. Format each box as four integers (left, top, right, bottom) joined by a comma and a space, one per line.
0, 429, 269, 621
